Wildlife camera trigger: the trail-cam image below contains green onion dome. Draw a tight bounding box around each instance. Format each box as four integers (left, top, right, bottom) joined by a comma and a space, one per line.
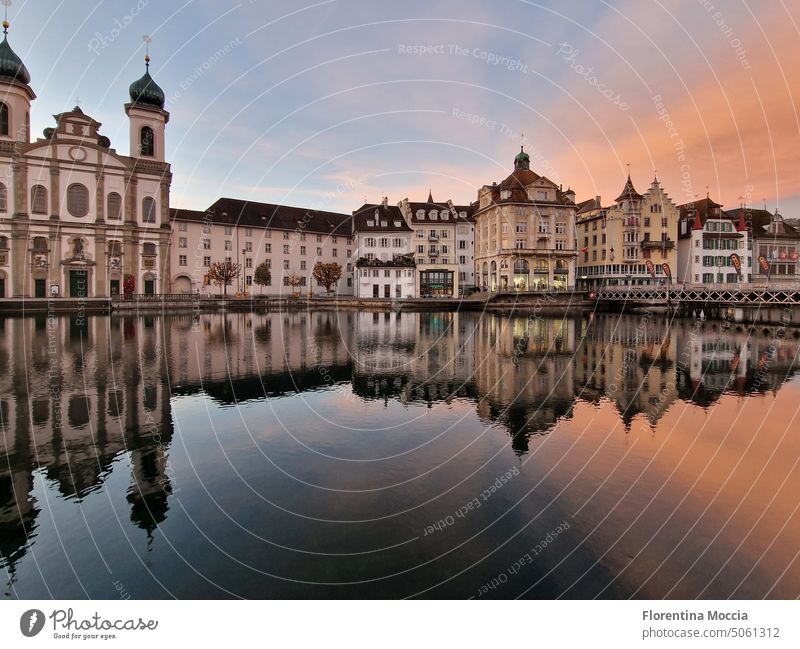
128, 56, 165, 109
0, 21, 31, 85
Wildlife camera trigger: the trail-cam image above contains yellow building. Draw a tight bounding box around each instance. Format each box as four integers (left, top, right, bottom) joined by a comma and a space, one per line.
576, 175, 679, 290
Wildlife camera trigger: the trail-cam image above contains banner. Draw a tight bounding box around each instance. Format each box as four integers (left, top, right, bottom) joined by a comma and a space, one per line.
729, 252, 741, 275
758, 255, 770, 274
645, 259, 655, 279
661, 263, 672, 280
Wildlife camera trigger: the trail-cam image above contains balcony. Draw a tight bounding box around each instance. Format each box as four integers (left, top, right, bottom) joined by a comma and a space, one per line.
641, 239, 675, 250
428, 233, 439, 241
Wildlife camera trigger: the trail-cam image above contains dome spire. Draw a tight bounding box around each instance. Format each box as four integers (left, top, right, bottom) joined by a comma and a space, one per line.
0, 1, 31, 86
128, 35, 165, 109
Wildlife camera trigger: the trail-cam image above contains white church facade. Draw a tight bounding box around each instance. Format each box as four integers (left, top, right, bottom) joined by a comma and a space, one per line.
0, 20, 171, 298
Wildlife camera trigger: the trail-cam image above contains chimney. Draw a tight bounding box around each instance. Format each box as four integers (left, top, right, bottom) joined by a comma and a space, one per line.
595, 195, 601, 206
381, 196, 388, 208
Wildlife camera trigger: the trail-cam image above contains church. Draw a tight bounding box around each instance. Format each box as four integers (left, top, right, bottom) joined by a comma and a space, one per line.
0, 19, 171, 298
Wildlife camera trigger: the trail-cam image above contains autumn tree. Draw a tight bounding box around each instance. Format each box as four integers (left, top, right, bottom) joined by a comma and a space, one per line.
253, 261, 271, 294
287, 271, 303, 297
207, 260, 241, 296
312, 262, 342, 295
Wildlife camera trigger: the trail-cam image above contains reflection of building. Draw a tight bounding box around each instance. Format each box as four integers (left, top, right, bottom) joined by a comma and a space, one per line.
575, 314, 679, 428
0, 314, 174, 575
474, 148, 578, 292
472, 315, 578, 452
351, 311, 476, 403
0, 22, 171, 298
576, 175, 679, 289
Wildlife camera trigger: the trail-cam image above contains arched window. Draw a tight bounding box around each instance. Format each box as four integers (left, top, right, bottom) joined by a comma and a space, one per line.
140, 126, 154, 156
108, 241, 122, 256
142, 242, 156, 256
32, 236, 48, 252
67, 183, 89, 217
142, 196, 156, 223
107, 192, 122, 220
0, 103, 8, 136
31, 185, 47, 214
0, 182, 6, 212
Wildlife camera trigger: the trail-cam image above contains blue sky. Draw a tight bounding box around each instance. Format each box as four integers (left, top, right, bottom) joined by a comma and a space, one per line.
12, 0, 800, 215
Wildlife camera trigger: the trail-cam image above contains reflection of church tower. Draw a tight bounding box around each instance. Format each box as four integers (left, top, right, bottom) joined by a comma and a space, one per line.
126, 362, 174, 545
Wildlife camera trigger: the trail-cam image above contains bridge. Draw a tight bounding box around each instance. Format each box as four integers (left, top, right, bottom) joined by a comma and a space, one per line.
595, 284, 800, 305
594, 284, 800, 326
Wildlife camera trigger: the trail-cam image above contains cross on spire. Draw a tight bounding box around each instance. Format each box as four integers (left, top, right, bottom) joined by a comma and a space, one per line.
2, 0, 12, 34
142, 34, 152, 67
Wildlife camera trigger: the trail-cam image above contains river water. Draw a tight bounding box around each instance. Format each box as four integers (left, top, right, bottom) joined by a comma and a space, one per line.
1, 310, 799, 599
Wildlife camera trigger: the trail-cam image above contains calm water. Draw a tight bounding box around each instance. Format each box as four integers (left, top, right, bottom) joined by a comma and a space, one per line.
1, 309, 799, 599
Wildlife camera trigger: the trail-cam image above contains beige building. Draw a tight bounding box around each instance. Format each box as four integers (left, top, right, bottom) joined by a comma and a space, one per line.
0, 26, 171, 298
576, 175, 679, 290
170, 198, 354, 296
473, 148, 578, 292
398, 194, 476, 296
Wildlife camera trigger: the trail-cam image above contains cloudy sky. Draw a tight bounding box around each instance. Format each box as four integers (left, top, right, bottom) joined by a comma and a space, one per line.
12, 0, 800, 215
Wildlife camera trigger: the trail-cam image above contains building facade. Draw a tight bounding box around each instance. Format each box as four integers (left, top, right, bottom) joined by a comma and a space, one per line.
170, 197, 354, 296
576, 175, 679, 289
398, 194, 476, 296
352, 200, 415, 298
724, 207, 800, 285
0, 27, 171, 298
473, 148, 578, 292
677, 197, 750, 285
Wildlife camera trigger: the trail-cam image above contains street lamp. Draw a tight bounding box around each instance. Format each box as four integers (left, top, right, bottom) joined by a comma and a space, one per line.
241, 248, 247, 292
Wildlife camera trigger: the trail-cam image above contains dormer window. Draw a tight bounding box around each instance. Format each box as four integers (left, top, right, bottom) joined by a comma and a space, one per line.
429, 210, 438, 220
416, 210, 425, 220
380, 220, 387, 227
366, 220, 374, 227
393, 220, 401, 227
441, 211, 449, 220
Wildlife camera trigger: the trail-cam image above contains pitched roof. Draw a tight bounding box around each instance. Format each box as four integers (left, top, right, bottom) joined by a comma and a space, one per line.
482, 168, 573, 206
406, 199, 475, 224
576, 197, 603, 216
615, 175, 643, 202
352, 203, 412, 232
171, 197, 352, 236
726, 208, 800, 240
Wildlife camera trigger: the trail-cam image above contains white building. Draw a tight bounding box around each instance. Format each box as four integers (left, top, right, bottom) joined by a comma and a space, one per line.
0, 24, 171, 298
351, 200, 415, 298
170, 198, 354, 296
677, 197, 750, 285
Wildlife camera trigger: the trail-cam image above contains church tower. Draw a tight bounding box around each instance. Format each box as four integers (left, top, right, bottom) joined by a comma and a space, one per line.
0, 17, 34, 144
125, 51, 168, 161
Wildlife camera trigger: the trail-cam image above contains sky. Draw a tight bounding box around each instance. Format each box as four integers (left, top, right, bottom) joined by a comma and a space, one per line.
10, 0, 800, 215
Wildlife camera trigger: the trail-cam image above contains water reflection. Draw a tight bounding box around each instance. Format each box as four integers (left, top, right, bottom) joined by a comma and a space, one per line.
1, 310, 798, 598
